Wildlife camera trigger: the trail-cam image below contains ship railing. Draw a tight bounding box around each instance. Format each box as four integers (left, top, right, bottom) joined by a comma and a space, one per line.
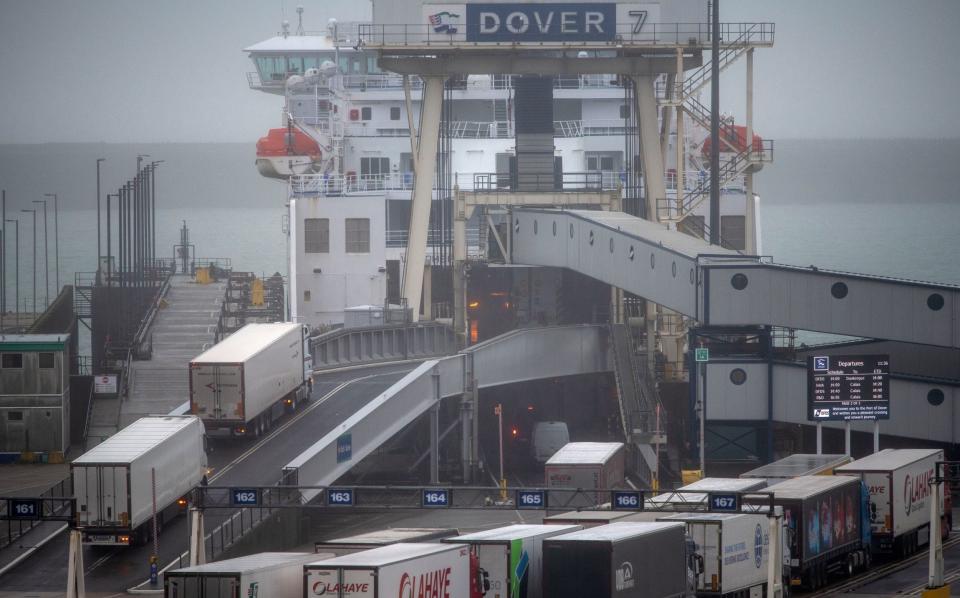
291, 171, 633, 196
355, 22, 774, 49
246, 71, 267, 89
341, 73, 420, 90
386, 227, 481, 248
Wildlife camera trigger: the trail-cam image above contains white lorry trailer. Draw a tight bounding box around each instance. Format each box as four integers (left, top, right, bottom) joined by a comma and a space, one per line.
164, 552, 326, 598
72, 415, 207, 545
835, 448, 945, 556
189, 322, 312, 437
658, 513, 773, 597
445, 524, 580, 598
305, 542, 471, 598
542, 522, 693, 598
545, 442, 625, 504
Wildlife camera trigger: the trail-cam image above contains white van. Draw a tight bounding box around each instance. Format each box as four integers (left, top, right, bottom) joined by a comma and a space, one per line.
531, 421, 570, 463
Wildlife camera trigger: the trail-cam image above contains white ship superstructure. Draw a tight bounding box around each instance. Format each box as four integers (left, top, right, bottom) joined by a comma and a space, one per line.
244, 5, 772, 331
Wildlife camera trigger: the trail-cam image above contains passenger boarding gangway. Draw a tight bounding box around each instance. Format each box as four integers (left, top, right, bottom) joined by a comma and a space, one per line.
511, 208, 960, 349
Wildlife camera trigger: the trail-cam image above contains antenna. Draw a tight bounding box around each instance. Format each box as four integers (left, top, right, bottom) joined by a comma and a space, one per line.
296, 5, 305, 36
282, 19, 290, 38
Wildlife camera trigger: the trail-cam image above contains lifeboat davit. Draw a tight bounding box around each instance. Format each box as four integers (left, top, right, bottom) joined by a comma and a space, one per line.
255, 128, 323, 180
701, 125, 764, 155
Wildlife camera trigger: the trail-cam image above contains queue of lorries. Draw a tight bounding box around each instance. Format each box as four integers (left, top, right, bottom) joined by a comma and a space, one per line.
157, 447, 949, 598
71, 322, 312, 545
66, 323, 949, 595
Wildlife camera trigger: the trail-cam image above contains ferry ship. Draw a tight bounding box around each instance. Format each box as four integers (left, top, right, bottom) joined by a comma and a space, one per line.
243, 6, 771, 348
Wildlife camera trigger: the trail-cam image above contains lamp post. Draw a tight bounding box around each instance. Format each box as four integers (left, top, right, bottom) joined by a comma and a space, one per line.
96, 158, 106, 271
44, 193, 59, 295
4, 219, 18, 324
21, 209, 36, 316
149, 161, 163, 280
32, 199, 49, 306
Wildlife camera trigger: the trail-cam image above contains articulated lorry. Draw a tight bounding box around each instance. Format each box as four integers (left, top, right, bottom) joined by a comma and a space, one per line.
446, 524, 580, 598
759, 475, 870, 591
164, 552, 325, 598
190, 322, 312, 437
542, 522, 695, 598
835, 448, 947, 556
72, 415, 207, 545
305, 542, 478, 598
658, 512, 784, 597
545, 442, 625, 505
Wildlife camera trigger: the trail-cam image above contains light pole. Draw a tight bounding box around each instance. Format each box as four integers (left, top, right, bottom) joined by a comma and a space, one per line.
21, 209, 36, 316
149, 161, 163, 280
96, 159, 105, 269
32, 199, 49, 306
4, 219, 18, 324
44, 193, 59, 295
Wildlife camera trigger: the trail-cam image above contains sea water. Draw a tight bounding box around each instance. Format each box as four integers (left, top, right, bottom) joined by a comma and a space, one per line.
0, 140, 957, 316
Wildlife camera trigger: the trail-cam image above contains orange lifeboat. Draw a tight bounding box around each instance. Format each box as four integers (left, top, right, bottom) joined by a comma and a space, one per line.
255, 128, 322, 179
701, 125, 763, 155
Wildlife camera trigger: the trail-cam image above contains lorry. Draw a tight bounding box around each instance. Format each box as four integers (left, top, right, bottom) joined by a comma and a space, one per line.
545, 442, 625, 505
647, 477, 768, 511
189, 322, 312, 437
72, 415, 207, 545
164, 552, 325, 598
658, 512, 779, 597
304, 542, 476, 598
740, 454, 851, 485
314, 528, 460, 554
445, 524, 581, 598
835, 448, 947, 556
758, 475, 870, 591
542, 522, 696, 598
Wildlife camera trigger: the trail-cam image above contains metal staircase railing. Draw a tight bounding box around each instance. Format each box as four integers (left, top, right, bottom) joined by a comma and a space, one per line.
609, 323, 668, 487
657, 139, 773, 223
674, 23, 764, 100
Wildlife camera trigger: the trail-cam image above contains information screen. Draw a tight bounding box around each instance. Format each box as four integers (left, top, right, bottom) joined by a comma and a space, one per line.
807, 354, 890, 421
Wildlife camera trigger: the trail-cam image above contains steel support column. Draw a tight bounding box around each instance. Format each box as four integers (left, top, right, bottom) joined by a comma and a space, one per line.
401, 75, 445, 321
430, 369, 440, 485
633, 75, 666, 222
745, 48, 757, 254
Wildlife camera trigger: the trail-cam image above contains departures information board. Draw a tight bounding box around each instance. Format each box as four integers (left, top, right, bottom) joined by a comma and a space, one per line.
807, 354, 890, 421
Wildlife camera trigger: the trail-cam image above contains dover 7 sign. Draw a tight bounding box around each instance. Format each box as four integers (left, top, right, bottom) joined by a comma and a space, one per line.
424, 3, 657, 43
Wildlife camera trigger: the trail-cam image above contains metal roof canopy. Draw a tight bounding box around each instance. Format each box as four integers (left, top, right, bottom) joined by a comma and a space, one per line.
740, 454, 851, 480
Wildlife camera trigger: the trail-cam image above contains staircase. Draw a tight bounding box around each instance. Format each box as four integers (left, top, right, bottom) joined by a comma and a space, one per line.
655, 23, 775, 225
494, 99, 510, 138
609, 323, 667, 488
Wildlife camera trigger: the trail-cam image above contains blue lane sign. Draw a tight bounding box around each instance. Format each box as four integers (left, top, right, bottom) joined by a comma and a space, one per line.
611, 491, 644, 511
422, 489, 451, 508
466, 3, 616, 42
336, 433, 352, 463
327, 488, 355, 506
8, 498, 40, 520
516, 489, 547, 509
231, 488, 259, 507
709, 493, 740, 512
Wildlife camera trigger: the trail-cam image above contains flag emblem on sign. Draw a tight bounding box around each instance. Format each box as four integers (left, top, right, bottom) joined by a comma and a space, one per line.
429, 11, 459, 34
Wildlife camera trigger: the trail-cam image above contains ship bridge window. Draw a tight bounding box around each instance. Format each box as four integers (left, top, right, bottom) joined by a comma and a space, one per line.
367, 56, 380, 74
286, 56, 303, 74
256, 56, 286, 81
339, 55, 362, 74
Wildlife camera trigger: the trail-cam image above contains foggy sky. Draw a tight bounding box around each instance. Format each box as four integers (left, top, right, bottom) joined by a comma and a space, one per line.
1, 0, 958, 143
